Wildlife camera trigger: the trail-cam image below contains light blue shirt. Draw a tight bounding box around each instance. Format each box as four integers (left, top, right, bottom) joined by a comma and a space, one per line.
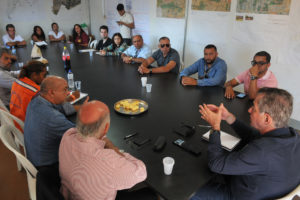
123, 44, 152, 59
180, 57, 227, 86
24, 95, 75, 167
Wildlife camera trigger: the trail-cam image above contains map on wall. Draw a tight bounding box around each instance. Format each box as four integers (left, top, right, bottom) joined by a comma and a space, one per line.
237, 0, 292, 15
156, 0, 186, 19
191, 0, 231, 12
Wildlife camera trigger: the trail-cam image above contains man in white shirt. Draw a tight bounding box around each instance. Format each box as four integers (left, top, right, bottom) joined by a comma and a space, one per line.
0, 48, 18, 106
116, 3, 135, 46
48, 22, 66, 42
2, 24, 26, 47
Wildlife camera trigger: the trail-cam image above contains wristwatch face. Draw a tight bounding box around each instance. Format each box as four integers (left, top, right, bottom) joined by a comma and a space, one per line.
250, 75, 257, 80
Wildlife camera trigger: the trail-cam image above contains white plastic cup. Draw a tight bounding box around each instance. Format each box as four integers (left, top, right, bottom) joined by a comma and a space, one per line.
18, 62, 24, 68
163, 157, 175, 175
146, 84, 152, 93
141, 77, 147, 87
70, 43, 74, 51
75, 81, 81, 91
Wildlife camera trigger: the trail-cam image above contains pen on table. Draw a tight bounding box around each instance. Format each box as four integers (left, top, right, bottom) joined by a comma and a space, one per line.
124, 132, 138, 140
197, 124, 212, 128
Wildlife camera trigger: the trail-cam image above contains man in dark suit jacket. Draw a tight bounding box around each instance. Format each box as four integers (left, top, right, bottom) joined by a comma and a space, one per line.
96, 25, 112, 50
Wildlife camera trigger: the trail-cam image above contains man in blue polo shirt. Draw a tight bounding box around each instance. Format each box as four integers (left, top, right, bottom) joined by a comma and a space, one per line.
138, 36, 180, 74
180, 44, 227, 87
121, 35, 151, 64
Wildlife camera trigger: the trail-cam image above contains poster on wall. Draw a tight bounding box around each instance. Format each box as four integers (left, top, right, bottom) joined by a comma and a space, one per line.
156, 0, 186, 18
236, 0, 291, 15
191, 0, 231, 12
104, 0, 150, 45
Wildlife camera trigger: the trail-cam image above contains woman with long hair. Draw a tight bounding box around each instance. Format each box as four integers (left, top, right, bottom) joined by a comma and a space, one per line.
72, 24, 89, 47
31, 26, 46, 42
100, 33, 128, 56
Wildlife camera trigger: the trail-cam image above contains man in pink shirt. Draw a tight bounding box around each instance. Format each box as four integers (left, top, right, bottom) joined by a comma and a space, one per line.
59, 100, 148, 200
224, 51, 277, 100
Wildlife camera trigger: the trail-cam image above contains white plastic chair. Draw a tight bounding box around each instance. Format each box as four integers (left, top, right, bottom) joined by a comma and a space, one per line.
0, 99, 25, 171
276, 184, 300, 200
0, 124, 37, 200
89, 40, 98, 49
88, 36, 93, 47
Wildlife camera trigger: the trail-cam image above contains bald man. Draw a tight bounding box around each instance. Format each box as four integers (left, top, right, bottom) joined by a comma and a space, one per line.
24, 76, 86, 169
59, 100, 150, 200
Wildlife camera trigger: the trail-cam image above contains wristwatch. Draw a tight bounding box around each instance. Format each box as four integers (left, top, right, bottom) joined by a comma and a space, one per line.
129, 57, 133, 61
210, 129, 219, 134
250, 75, 257, 80
149, 68, 153, 74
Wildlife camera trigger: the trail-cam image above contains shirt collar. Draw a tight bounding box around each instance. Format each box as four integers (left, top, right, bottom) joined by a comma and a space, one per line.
262, 127, 296, 138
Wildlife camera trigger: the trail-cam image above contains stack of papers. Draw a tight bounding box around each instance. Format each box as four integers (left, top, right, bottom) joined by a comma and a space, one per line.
35, 41, 48, 46
78, 49, 96, 53
70, 92, 88, 104
202, 130, 241, 151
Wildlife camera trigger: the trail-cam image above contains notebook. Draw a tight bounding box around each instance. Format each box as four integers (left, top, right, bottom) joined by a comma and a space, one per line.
70, 92, 88, 105
202, 130, 241, 151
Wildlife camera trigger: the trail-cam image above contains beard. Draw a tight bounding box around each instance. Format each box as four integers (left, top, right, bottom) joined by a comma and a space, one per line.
205, 58, 215, 65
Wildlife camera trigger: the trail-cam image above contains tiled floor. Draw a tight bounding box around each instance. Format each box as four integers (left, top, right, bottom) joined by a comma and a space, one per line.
0, 140, 29, 199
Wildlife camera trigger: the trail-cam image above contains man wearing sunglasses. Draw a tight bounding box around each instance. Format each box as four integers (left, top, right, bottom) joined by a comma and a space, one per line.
138, 36, 180, 74
224, 51, 277, 100
180, 44, 227, 86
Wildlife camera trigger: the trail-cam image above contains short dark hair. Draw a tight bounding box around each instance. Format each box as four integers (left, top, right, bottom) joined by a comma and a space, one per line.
99, 25, 109, 32
204, 44, 217, 51
254, 51, 271, 63
117, 3, 124, 11
19, 60, 47, 79
257, 87, 293, 128
159, 36, 170, 42
0, 48, 11, 57
6, 24, 15, 31
51, 22, 58, 29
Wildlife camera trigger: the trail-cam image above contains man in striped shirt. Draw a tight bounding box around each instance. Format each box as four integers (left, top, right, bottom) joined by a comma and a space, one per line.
59, 100, 148, 200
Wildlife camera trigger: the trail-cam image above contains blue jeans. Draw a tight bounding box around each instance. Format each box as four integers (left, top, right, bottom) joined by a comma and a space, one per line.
190, 176, 232, 200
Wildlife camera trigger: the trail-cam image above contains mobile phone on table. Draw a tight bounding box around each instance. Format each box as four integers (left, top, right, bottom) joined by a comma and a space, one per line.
173, 139, 201, 156
236, 93, 246, 99
133, 138, 151, 146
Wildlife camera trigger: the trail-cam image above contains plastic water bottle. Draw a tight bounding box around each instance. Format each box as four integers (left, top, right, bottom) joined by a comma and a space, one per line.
11, 46, 16, 55
62, 46, 71, 73
67, 70, 75, 91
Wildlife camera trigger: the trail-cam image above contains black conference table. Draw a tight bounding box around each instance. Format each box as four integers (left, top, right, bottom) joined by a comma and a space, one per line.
16, 43, 252, 200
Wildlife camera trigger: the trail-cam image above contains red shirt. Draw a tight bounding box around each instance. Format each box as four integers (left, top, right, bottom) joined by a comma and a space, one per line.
74, 31, 89, 45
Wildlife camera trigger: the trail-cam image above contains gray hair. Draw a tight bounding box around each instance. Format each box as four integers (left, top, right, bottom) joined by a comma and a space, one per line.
257, 87, 293, 128
76, 112, 108, 137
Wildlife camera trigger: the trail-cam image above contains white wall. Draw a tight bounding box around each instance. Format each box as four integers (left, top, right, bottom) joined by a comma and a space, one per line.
0, 0, 90, 42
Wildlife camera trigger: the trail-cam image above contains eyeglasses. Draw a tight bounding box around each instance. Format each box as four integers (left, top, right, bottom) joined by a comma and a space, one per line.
160, 44, 170, 48
251, 60, 268, 67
